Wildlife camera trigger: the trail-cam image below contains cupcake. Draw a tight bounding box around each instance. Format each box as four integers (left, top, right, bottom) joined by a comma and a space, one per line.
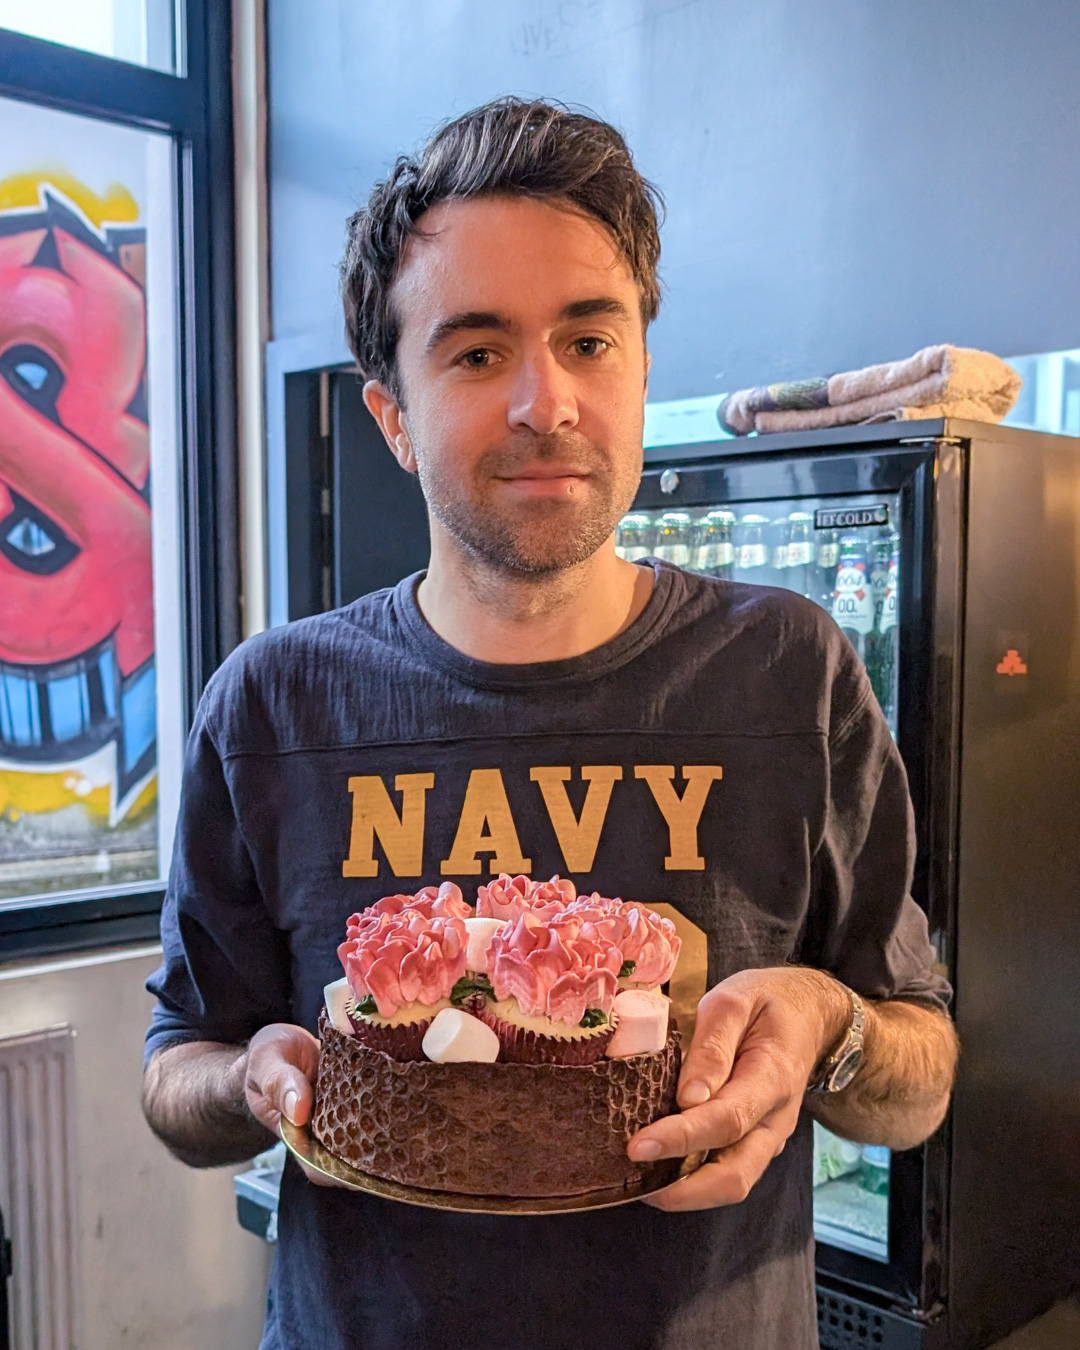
567, 894, 681, 991
476, 873, 576, 923
337, 907, 468, 1060
480, 910, 621, 1064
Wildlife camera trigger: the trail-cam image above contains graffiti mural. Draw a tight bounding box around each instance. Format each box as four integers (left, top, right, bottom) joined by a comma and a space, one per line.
0, 177, 158, 899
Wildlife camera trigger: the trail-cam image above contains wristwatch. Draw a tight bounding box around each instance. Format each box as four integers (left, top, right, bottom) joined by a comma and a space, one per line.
807, 984, 866, 1094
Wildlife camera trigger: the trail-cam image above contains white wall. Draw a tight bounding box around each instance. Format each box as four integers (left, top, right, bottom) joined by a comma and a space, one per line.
266, 0, 1080, 402
0, 945, 270, 1349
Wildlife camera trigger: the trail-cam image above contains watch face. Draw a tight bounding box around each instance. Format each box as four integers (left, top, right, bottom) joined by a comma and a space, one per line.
828, 1047, 865, 1093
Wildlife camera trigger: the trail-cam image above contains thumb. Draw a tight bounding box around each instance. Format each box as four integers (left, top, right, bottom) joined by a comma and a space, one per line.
676, 984, 753, 1109
245, 1024, 321, 1130
275, 1065, 315, 1128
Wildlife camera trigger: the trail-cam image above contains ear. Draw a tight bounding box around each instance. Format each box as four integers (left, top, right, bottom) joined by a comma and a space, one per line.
363, 380, 417, 474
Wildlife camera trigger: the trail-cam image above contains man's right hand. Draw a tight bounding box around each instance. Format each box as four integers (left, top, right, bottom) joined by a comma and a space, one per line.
243, 1023, 345, 1187
244, 1022, 322, 1133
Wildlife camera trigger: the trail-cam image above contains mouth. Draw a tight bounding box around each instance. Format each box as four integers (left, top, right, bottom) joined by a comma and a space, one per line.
493, 465, 592, 497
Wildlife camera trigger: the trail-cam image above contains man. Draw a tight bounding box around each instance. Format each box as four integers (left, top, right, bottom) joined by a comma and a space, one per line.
143, 98, 957, 1350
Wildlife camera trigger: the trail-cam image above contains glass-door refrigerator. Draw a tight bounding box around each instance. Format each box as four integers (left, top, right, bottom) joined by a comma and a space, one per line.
311, 384, 1080, 1350
629, 418, 1080, 1350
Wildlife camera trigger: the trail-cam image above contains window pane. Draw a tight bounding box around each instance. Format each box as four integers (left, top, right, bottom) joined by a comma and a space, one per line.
0, 94, 184, 904
0, 0, 178, 74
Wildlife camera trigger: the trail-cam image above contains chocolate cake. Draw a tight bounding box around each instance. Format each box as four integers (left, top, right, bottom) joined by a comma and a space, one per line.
312, 1008, 681, 1197
312, 875, 685, 1199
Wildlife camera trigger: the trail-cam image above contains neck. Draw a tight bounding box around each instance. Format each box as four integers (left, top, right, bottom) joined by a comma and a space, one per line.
416, 527, 654, 664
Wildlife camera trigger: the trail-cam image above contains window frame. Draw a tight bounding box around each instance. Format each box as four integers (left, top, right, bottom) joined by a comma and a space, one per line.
0, 3, 240, 959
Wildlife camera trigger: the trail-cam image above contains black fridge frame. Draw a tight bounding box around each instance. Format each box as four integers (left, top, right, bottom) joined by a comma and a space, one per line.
0, 8, 240, 959
632, 433, 966, 1322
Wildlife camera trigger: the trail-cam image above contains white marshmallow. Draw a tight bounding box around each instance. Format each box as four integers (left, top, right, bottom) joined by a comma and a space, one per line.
422, 1008, 501, 1064
323, 977, 355, 1036
463, 916, 506, 973
605, 990, 670, 1059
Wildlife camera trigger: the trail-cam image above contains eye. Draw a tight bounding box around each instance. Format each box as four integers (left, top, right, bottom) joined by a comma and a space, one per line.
460, 348, 495, 369
572, 336, 610, 358
0, 343, 65, 422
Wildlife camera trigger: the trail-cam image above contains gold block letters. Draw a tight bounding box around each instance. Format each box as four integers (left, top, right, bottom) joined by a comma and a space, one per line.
440, 769, 533, 877
633, 765, 723, 870
529, 765, 623, 873
342, 772, 434, 878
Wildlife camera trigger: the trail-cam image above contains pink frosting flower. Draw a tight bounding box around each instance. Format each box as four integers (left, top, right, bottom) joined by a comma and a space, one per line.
566, 895, 682, 987
476, 873, 576, 922
489, 910, 621, 1026
341, 881, 471, 949
338, 909, 467, 1018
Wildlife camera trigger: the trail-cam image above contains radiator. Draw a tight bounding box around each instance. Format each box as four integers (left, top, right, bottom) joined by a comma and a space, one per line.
0, 1025, 79, 1350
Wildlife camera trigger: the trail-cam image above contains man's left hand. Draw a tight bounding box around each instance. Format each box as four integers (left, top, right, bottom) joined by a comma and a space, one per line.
629, 966, 849, 1212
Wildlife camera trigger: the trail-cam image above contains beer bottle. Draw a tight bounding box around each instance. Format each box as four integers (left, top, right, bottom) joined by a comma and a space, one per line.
769, 516, 791, 588
734, 513, 770, 585
654, 511, 694, 568
865, 532, 892, 706
785, 512, 815, 598
615, 512, 654, 562
695, 510, 735, 580
812, 527, 840, 611
874, 533, 900, 727
830, 533, 875, 662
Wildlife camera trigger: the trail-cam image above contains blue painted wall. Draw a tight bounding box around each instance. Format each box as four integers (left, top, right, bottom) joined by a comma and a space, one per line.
267, 0, 1080, 401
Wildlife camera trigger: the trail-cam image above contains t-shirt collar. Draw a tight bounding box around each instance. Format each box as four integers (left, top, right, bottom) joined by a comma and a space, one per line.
392, 560, 683, 690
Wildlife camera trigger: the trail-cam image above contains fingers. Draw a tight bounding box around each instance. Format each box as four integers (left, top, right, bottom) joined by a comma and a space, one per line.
244, 1023, 322, 1133
643, 1120, 788, 1212
629, 1045, 791, 1162
294, 1156, 343, 1189
674, 983, 753, 1109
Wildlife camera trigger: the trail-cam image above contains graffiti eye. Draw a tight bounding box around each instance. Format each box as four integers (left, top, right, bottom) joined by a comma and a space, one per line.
0, 490, 80, 575
0, 343, 64, 421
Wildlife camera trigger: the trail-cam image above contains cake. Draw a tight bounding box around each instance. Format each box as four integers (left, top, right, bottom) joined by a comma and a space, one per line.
311, 875, 684, 1198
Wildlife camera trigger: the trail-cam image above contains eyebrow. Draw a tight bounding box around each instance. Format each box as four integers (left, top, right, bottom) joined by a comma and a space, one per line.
424, 296, 633, 352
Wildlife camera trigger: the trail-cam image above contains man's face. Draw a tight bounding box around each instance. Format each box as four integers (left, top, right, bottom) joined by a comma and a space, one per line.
381, 195, 648, 575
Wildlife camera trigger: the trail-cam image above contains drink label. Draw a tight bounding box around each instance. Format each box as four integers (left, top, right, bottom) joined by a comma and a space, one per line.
870, 561, 889, 623
879, 560, 899, 633
815, 504, 890, 530
736, 545, 768, 569
787, 541, 814, 567
702, 542, 734, 567
831, 560, 875, 635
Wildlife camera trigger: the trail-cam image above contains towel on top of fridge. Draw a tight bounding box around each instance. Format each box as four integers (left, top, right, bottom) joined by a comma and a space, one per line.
717, 344, 1022, 436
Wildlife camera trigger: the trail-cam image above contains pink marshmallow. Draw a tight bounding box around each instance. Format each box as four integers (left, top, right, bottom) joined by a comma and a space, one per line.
605, 989, 670, 1059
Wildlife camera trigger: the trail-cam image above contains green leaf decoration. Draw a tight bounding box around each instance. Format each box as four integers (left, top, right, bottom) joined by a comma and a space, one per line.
579, 1008, 609, 1029
619, 960, 636, 978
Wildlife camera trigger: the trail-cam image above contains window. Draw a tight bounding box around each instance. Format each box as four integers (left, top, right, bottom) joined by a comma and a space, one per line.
0, 0, 179, 73
0, 3, 237, 957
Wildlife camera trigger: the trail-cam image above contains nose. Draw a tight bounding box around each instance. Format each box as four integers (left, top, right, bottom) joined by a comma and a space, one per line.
506, 346, 578, 436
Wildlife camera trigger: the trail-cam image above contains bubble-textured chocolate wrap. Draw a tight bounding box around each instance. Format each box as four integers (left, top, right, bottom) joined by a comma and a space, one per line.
312, 1010, 681, 1197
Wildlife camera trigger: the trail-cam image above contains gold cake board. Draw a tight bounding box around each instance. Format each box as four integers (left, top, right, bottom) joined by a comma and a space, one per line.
280, 1118, 706, 1215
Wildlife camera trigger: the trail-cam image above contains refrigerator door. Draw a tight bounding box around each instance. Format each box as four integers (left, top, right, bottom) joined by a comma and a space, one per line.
630, 440, 963, 1316
618, 495, 901, 739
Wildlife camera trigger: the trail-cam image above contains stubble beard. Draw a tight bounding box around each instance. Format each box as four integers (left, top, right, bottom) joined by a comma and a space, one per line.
414, 432, 641, 578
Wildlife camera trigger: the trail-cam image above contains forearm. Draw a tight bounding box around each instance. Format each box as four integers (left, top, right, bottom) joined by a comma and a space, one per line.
142, 1040, 275, 1167
807, 997, 959, 1150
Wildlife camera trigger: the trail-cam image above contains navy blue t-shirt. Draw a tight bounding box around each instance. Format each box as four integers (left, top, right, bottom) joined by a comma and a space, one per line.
146, 563, 949, 1350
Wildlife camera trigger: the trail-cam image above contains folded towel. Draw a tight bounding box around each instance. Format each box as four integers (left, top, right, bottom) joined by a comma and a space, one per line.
718, 345, 1022, 436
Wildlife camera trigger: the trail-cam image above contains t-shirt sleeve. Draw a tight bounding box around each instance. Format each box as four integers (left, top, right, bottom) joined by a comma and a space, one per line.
803, 668, 952, 1014
144, 687, 292, 1065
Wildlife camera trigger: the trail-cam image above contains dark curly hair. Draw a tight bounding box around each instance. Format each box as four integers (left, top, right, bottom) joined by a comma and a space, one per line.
340, 96, 663, 399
